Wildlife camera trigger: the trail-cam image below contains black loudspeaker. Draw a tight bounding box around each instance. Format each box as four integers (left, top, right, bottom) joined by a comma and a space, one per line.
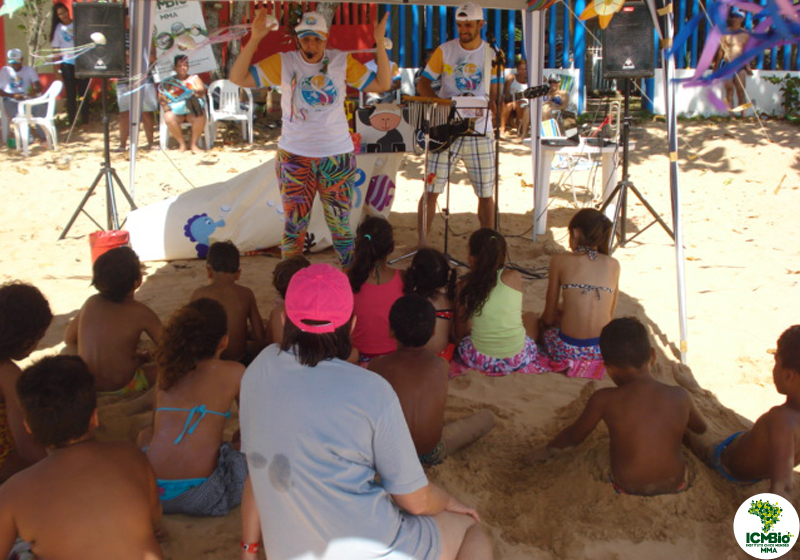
602, 2, 655, 79
74, 2, 126, 78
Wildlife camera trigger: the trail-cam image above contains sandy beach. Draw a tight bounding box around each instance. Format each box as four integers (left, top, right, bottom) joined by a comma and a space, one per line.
2, 114, 798, 559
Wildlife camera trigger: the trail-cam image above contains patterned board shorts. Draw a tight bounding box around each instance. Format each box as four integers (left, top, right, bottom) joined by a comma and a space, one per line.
426, 135, 496, 197
451, 335, 546, 378
542, 328, 605, 380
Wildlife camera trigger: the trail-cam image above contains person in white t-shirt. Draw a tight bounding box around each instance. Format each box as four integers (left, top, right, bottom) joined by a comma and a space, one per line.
0, 49, 46, 141
50, 3, 90, 127
238, 263, 493, 560
416, 2, 500, 242
230, 10, 391, 267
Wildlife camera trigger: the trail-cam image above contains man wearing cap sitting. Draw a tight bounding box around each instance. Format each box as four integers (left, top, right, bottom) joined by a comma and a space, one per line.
713, 8, 752, 112
0, 49, 46, 143
416, 2, 501, 240
231, 10, 391, 267
239, 263, 494, 560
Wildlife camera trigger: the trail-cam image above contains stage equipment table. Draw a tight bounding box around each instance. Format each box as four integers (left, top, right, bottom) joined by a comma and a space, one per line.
533, 140, 625, 236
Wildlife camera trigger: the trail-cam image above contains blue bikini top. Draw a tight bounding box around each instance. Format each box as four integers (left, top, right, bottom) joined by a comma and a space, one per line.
154, 404, 231, 444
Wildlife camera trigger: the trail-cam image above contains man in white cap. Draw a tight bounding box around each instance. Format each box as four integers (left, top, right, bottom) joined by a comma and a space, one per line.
0, 49, 46, 142
416, 2, 501, 241
541, 73, 567, 121
230, 10, 391, 267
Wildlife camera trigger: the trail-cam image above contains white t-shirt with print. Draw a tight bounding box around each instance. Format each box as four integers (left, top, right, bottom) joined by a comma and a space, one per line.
0, 65, 40, 96
422, 39, 499, 134
251, 49, 374, 158
51, 22, 76, 64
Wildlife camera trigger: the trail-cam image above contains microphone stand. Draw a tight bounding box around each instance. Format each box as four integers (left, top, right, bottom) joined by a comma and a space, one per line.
486, 32, 504, 232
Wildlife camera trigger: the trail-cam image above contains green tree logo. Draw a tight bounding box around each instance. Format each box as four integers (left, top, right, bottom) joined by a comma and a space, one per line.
749, 500, 784, 533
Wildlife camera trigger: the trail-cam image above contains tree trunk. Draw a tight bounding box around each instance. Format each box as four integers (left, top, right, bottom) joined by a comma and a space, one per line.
204, 3, 224, 81
225, 1, 248, 77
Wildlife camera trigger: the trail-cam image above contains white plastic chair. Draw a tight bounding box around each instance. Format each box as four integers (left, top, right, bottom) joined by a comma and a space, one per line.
11, 80, 63, 156
207, 79, 254, 145
158, 93, 214, 151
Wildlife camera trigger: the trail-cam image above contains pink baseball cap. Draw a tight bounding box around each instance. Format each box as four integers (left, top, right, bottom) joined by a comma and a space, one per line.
285, 263, 353, 334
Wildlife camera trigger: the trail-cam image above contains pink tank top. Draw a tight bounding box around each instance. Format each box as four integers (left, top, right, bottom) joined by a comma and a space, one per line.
351, 269, 404, 356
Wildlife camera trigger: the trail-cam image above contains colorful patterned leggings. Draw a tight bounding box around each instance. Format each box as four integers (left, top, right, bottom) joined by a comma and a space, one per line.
276, 149, 355, 266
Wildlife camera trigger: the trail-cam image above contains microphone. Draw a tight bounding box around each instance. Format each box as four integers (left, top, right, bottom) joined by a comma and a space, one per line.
485, 32, 506, 66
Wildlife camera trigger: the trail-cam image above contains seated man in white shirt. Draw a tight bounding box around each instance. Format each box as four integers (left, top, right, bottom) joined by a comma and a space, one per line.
0, 48, 46, 142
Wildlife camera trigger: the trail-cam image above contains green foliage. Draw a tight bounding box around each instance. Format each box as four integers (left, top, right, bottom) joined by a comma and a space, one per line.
748, 499, 783, 533
12, 0, 52, 66
764, 74, 800, 124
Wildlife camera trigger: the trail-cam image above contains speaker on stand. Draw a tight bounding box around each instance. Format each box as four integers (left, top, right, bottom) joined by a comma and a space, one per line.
60, 2, 136, 240
598, 2, 673, 249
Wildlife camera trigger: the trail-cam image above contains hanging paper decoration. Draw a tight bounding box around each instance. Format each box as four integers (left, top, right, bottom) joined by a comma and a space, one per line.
528, 0, 560, 13
665, 0, 800, 110
579, 0, 627, 29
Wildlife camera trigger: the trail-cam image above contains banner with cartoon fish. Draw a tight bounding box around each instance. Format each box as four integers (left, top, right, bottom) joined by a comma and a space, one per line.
152, 0, 217, 82
127, 153, 403, 262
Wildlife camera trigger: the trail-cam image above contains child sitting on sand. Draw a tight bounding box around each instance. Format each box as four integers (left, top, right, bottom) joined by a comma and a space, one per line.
65, 246, 162, 395
453, 228, 543, 376
0, 283, 49, 482
403, 248, 457, 360
266, 255, 311, 346
190, 241, 266, 364
541, 208, 620, 380
529, 317, 707, 496
692, 325, 800, 499
141, 298, 247, 516
0, 355, 163, 560
348, 217, 404, 364
369, 295, 495, 467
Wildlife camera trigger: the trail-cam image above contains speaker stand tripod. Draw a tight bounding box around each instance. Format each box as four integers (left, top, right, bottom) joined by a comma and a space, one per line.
600, 78, 673, 248
59, 78, 136, 240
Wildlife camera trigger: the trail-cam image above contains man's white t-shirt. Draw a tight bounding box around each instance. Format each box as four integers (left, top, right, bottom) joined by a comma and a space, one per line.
251, 49, 374, 158
0, 65, 40, 96
422, 39, 499, 134
51, 22, 76, 64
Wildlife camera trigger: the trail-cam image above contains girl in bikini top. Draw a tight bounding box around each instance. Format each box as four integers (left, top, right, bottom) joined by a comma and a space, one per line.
143, 298, 245, 482
542, 209, 621, 340
403, 248, 457, 356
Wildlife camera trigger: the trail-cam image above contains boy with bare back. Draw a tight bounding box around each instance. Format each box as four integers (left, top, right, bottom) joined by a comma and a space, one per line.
690, 325, 800, 500
369, 295, 495, 466
714, 8, 752, 111
190, 241, 266, 364
0, 355, 163, 560
65, 247, 161, 395
529, 317, 707, 495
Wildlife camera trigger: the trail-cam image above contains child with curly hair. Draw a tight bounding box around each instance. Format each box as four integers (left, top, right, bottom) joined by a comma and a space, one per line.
65, 247, 162, 395
141, 298, 247, 516
266, 255, 311, 346
403, 248, 457, 360
541, 208, 620, 380
453, 228, 544, 377
348, 217, 404, 364
0, 282, 50, 482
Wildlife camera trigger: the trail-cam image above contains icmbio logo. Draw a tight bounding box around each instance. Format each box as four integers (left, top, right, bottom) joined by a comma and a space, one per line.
734, 493, 799, 559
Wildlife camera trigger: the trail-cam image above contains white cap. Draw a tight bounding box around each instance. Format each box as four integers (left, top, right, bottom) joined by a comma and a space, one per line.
548, 73, 562, 83
295, 12, 328, 39
7, 48, 22, 63
455, 3, 484, 21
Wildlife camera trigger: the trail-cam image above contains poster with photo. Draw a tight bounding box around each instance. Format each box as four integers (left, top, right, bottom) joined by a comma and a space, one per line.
152, 0, 217, 82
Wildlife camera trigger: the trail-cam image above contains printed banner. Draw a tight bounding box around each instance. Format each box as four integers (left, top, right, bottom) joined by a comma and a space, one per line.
152, 0, 217, 82
127, 153, 403, 262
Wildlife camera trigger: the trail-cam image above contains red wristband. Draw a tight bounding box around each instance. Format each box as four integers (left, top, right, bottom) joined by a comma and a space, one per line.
241, 541, 260, 554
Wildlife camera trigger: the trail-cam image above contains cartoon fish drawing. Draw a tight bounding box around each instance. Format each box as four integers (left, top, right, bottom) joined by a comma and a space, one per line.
184, 213, 225, 258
